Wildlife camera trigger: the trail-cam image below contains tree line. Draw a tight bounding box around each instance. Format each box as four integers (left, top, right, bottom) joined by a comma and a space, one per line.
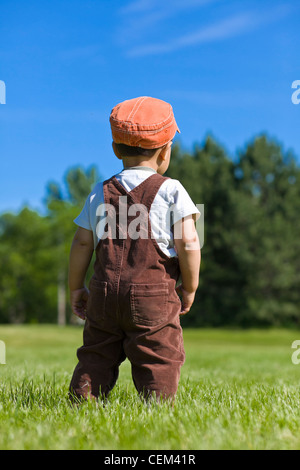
0, 133, 299, 327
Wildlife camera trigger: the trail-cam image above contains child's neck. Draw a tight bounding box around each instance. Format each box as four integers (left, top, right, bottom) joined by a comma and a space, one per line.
122, 156, 158, 171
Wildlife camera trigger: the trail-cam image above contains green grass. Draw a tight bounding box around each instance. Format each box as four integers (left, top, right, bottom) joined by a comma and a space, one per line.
1, 325, 300, 450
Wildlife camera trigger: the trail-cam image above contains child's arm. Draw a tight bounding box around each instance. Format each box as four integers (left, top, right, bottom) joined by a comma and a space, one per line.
174, 215, 201, 315
68, 227, 94, 320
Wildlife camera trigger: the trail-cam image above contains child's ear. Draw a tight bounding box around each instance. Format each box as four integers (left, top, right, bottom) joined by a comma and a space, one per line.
159, 141, 172, 160
112, 141, 123, 160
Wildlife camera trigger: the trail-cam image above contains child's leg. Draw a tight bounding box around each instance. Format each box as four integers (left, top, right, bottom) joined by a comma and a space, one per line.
69, 328, 125, 401
69, 282, 126, 401
123, 286, 185, 401
125, 329, 184, 400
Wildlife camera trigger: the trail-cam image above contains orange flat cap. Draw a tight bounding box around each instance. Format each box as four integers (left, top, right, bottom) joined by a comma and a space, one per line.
109, 96, 180, 149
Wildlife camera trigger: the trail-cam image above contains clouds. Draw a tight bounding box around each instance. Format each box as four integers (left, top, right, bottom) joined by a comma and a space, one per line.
117, 1, 293, 58
127, 12, 257, 57
117, 0, 219, 48
120, 0, 214, 15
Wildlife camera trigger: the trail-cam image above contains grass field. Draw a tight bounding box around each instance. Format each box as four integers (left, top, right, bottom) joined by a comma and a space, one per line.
1, 325, 300, 450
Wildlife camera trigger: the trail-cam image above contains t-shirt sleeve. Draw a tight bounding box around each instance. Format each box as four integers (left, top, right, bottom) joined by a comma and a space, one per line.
73, 182, 104, 250
73, 195, 92, 231
168, 180, 200, 226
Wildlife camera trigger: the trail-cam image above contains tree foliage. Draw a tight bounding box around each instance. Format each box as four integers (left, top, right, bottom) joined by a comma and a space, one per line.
166, 135, 300, 327
0, 165, 99, 324
0, 137, 299, 327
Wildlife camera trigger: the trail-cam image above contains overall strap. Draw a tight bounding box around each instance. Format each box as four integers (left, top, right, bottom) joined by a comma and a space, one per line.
110, 173, 169, 210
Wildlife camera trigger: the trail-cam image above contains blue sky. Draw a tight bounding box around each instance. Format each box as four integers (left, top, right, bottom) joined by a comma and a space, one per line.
0, 0, 299, 214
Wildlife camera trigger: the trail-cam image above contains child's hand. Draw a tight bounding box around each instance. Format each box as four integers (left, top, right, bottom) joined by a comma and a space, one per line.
176, 284, 195, 315
70, 287, 89, 320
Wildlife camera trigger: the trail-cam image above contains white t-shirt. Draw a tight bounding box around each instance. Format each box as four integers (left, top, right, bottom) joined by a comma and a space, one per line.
74, 167, 200, 257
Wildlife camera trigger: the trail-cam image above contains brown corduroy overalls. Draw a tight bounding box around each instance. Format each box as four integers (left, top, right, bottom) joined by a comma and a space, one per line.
69, 172, 185, 400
